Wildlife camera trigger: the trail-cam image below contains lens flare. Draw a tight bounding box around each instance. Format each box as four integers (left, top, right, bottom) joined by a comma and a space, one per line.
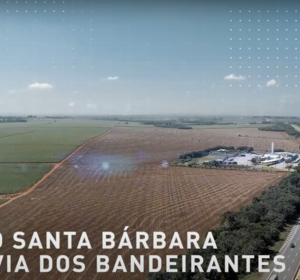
102, 162, 110, 170
161, 160, 169, 169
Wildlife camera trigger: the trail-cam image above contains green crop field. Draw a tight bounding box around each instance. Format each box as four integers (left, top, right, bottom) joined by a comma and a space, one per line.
0, 199, 7, 205
0, 163, 53, 194
0, 119, 117, 194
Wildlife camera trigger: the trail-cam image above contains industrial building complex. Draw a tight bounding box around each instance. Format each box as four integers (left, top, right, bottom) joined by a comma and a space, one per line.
192, 142, 300, 171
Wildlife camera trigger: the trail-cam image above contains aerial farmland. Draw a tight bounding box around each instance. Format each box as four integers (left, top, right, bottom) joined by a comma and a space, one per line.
3, 0, 300, 278
0, 118, 295, 279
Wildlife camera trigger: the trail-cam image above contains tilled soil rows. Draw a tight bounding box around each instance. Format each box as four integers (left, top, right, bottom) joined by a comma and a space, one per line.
0, 126, 292, 279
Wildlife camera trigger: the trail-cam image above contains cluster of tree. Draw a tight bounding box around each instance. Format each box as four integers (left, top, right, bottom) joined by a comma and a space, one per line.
141, 121, 192, 129
178, 119, 219, 126
251, 157, 259, 164
177, 126, 193, 130
225, 161, 238, 165
0, 117, 27, 123
179, 146, 253, 160
155, 124, 192, 129
141, 119, 237, 127
236, 146, 254, 153
178, 117, 223, 123
202, 161, 239, 167
178, 121, 236, 126
191, 122, 236, 126
148, 166, 300, 280
271, 116, 300, 119
44, 116, 71, 119
202, 161, 223, 167
259, 123, 300, 137
187, 121, 219, 125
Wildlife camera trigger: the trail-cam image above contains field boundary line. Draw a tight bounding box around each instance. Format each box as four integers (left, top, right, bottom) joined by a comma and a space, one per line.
0, 126, 115, 209
0, 131, 34, 139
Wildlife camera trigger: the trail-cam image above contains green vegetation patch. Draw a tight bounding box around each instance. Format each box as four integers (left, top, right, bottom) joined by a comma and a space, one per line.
0, 119, 117, 194
141, 120, 192, 129
0, 163, 53, 194
197, 156, 218, 162
0, 199, 7, 205
270, 222, 295, 253
0, 119, 116, 162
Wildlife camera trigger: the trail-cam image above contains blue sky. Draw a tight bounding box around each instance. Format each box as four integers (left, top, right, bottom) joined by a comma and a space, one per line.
0, 0, 299, 116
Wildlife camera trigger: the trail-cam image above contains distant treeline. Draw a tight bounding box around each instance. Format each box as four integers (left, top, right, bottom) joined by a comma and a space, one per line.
178, 117, 223, 123
179, 146, 254, 160
141, 121, 192, 129
186, 122, 236, 126
177, 118, 235, 126
148, 167, 300, 280
141, 120, 238, 128
44, 116, 71, 119
259, 123, 300, 137
262, 116, 300, 119
0, 117, 27, 123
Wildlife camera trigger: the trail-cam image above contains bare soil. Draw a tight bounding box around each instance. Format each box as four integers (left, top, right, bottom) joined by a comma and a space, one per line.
0, 126, 292, 280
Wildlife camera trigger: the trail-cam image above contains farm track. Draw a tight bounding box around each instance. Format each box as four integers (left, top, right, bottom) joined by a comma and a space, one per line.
0, 126, 294, 280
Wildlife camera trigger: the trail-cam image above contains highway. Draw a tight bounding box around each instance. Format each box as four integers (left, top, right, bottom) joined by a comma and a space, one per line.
291, 124, 300, 134
260, 124, 300, 279
261, 221, 300, 280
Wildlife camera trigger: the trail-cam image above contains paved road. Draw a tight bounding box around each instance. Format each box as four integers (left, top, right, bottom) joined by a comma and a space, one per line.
260, 124, 300, 280
291, 124, 300, 134
261, 222, 300, 280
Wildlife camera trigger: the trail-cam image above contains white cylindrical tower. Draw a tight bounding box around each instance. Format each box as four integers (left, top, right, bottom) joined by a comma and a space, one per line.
271, 142, 274, 154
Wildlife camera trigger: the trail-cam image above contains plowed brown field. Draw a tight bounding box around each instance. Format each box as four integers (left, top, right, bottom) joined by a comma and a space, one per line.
0, 126, 293, 280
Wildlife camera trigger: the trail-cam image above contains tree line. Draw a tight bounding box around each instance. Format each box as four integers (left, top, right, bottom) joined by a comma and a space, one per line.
179, 146, 254, 160
259, 123, 300, 138
141, 121, 193, 129
0, 117, 27, 123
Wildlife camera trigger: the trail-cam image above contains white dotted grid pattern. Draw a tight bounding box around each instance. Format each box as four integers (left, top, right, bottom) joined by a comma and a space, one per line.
228, 9, 299, 88
2, 0, 95, 103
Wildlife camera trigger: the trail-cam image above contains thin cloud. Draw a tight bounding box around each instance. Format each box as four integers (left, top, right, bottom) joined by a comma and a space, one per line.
87, 103, 97, 109
266, 79, 277, 87
224, 74, 246, 81
28, 83, 53, 90
106, 76, 119, 81
68, 102, 75, 107
7, 89, 17, 95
